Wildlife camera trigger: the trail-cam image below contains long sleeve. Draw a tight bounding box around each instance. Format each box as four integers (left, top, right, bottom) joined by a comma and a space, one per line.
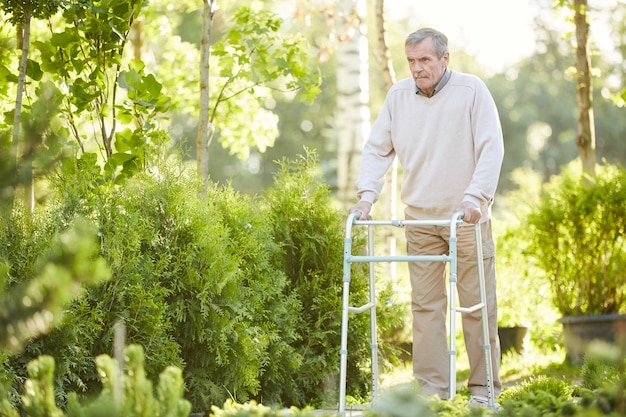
355, 98, 396, 204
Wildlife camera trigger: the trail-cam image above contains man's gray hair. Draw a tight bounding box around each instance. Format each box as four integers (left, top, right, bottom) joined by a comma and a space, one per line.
405, 28, 448, 59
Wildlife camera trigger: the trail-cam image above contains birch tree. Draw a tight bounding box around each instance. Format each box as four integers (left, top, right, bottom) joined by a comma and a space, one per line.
373, 0, 398, 279
0, 0, 65, 212
336, 0, 370, 206
197, 0, 217, 184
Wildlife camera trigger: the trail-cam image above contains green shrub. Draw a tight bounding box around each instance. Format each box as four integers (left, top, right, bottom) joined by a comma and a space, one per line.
0, 210, 112, 406
2, 152, 395, 412
525, 161, 626, 316
581, 354, 622, 390
3, 344, 191, 417
209, 399, 324, 417
497, 376, 573, 415
262, 152, 383, 407
364, 383, 436, 417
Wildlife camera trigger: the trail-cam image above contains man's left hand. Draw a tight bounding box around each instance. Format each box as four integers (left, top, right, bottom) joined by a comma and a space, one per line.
460, 201, 481, 224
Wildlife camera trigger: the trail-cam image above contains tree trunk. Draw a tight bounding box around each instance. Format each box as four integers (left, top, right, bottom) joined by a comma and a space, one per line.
374, 0, 398, 280
574, 0, 596, 179
197, 0, 215, 185
131, 16, 144, 61
336, 0, 370, 206
13, 11, 34, 213
374, 0, 395, 91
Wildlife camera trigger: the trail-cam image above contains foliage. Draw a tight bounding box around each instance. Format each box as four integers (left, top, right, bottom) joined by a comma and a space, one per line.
2, 344, 191, 417
0, 216, 111, 353
263, 153, 367, 405
210, 399, 321, 417
494, 167, 562, 351
524, 161, 626, 316
364, 382, 436, 417
1, 153, 391, 412
581, 354, 622, 391
207, 6, 322, 159
498, 375, 573, 402
261, 150, 387, 407
0, 0, 68, 23
0, 0, 171, 186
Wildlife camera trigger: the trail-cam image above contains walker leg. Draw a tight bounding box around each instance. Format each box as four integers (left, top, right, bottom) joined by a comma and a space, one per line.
338, 235, 352, 417
368, 225, 379, 403
448, 233, 458, 400
474, 224, 495, 408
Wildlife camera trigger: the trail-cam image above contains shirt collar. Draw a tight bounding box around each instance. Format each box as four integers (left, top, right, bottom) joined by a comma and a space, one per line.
416, 68, 451, 98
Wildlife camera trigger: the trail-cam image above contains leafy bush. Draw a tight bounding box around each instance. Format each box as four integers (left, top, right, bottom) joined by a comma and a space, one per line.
364, 383, 436, 417
0, 209, 112, 406
1, 152, 396, 412
1, 344, 191, 417
497, 376, 574, 416
210, 399, 324, 417
525, 161, 626, 316
262, 152, 389, 407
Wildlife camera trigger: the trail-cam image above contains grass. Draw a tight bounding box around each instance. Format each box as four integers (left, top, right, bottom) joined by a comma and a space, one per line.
378, 332, 582, 398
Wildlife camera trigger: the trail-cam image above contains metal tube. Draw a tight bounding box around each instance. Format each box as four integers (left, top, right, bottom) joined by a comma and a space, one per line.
368, 224, 379, 403
448, 212, 462, 400
474, 224, 496, 409
338, 213, 360, 417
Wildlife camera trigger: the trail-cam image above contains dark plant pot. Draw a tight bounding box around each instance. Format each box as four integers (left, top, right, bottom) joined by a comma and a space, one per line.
559, 314, 626, 365
498, 326, 528, 356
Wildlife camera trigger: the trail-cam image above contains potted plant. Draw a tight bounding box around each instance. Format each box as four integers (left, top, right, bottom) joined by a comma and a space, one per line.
524, 161, 626, 364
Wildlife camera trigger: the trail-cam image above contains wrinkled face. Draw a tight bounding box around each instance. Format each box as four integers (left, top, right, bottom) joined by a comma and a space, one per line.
405, 36, 449, 96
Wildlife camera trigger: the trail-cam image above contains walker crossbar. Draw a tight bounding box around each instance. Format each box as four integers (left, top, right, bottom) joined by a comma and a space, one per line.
338, 211, 495, 416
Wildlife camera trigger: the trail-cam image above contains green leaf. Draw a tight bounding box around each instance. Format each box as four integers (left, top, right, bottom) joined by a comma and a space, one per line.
25, 59, 43, 81
50, 31, 73, 47
142, 73, 163, 98
114, 128, 133, 152
118, 69, 142, 91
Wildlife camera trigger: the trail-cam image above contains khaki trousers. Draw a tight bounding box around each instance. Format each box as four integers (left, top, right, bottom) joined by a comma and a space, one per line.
405, 218, 501, 399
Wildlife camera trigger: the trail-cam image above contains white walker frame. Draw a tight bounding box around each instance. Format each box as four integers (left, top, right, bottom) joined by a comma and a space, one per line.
338, 211, 495, 416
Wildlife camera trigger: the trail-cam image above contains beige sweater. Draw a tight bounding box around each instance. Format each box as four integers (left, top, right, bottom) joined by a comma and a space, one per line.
356, 71, 504, 221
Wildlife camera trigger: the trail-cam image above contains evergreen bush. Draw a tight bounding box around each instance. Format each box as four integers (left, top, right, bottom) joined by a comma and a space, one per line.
263, 152, 375, 407
1, 152, 397, 412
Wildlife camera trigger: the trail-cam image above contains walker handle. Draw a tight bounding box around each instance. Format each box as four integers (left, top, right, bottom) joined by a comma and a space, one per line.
347, 211, 364, 225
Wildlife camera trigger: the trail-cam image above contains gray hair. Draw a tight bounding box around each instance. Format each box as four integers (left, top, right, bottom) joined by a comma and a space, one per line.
405, 28, 448, 59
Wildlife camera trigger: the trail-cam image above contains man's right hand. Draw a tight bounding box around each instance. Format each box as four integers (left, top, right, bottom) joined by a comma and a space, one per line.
348, 201, 372, 220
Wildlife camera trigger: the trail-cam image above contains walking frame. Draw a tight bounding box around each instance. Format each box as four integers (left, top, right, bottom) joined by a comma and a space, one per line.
338, 211, 495, 416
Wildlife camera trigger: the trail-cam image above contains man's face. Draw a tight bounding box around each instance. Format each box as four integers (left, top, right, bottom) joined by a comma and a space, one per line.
405, 37, 449, 96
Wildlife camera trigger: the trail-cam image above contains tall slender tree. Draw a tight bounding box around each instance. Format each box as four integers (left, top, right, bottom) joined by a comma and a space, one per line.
556, 0, 596, 179
573, 0, 596, 178
374, 0, 399, 280
0, 0, 66, 212
336, 0, 370, 205
197, 0, 217, 185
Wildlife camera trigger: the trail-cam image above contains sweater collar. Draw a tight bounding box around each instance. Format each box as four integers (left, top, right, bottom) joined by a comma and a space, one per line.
416, 69, 451, 98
